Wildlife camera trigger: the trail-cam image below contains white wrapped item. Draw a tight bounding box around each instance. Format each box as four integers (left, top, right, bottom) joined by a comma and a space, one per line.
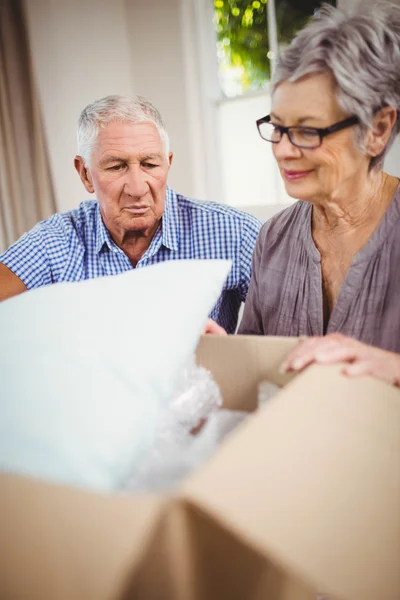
207, 409, 248, 441
158, 356, 223, 444
258, 380, 279, 408
125, 358, 248, 492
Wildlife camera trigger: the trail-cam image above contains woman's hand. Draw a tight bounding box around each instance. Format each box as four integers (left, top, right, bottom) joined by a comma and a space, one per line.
202, 318, 227, 336
280, 333, 400, 387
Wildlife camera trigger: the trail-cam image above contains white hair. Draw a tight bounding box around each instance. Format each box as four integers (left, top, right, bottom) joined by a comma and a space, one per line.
77, 95, 170, 164
274, 2, 400, 170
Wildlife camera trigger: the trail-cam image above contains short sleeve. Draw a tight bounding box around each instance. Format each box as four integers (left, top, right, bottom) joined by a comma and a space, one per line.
0, 224, 53, 289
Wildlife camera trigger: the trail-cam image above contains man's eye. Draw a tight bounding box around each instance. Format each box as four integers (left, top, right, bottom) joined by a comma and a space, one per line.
108, 164, 124, 171
142, 162, 158, 169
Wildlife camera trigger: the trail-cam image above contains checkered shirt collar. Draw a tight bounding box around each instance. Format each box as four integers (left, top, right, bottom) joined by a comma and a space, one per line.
94, 185, 179, 254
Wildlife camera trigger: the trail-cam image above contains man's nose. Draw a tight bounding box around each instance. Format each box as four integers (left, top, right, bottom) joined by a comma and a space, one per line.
273, 133, 303, 161
124, 165, 148, 197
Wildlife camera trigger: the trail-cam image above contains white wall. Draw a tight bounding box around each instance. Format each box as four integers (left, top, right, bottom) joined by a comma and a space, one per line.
218, 91, 294, 209
24, 0, 400, 216
24, 0, 136, 213
337, 0, 399, 178
125, 0, 196, 199
125, 0, 223, 202
385, 139, 400, 177
24, 0, 212, 214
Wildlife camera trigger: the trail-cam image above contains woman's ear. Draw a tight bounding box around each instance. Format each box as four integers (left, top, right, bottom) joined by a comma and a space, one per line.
74, 156, 95, 194
365, 106, 397, 158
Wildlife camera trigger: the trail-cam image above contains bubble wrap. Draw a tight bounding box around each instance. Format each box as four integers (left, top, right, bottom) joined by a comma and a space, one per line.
258, 380, 279, 407
158, 356, 223, 445
125, 357, 247, 492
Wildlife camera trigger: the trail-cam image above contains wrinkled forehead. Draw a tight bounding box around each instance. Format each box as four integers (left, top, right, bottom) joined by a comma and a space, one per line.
271, 71, 343, 124
93, 120, 165, 159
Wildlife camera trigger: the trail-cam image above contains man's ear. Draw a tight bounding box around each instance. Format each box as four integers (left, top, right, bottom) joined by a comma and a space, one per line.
168, 152, 174, 167
74, 156, 94, 194
365, 106, 397, 158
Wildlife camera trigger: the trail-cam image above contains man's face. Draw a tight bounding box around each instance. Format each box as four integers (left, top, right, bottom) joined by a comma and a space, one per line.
76, 121, 172, 240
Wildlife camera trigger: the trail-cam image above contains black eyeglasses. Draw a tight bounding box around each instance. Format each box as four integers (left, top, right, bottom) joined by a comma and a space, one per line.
256, 115, 360, 149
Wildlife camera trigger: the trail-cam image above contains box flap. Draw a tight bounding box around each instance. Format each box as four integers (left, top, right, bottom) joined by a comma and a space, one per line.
182, 359, 400, 600
3, 335, 399, 600
127, 497, 317, 600
196, 335, 298, 410
0, 474, 164, 600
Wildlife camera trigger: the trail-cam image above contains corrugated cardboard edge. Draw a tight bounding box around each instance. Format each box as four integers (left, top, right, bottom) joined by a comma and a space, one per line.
2, 335, 399, 600
184, 342, 400, 600
127, 495, 318, 600
196, 334, 299, 410
0, 473, 165, 600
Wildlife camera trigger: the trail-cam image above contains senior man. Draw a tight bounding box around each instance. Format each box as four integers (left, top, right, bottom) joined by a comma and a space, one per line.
0, 95, 262, 332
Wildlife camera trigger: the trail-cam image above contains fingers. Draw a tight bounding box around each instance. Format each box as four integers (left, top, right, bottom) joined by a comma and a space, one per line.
342, 360, 375, 377
311, 345, 359, 364
279, 337, 322, 373
343, 354, 400, 387
342, 358, 396, 386
280, 333, 355, 373
280, 333, 400, 388
202, 318, 227, 336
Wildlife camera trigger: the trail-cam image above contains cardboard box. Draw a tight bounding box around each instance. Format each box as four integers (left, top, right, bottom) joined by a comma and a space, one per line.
1, 335, 399, 600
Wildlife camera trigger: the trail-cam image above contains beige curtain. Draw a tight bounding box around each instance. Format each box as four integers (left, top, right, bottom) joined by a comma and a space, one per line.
0, 0, 56, 253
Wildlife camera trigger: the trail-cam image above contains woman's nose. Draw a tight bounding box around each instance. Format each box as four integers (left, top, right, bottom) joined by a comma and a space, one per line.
272, 133, 303, 160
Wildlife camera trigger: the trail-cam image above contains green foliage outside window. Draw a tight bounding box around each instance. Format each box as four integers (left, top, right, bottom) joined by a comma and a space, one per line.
214, 0, 336, 96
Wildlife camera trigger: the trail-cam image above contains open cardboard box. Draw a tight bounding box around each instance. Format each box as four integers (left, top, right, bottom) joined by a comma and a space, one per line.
1, 335, 399, 600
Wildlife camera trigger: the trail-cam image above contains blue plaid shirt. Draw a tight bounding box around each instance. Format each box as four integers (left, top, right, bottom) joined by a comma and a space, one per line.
0, 187, 262, 332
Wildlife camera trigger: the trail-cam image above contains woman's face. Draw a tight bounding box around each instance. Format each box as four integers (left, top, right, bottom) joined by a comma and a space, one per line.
270, 72, 368, 204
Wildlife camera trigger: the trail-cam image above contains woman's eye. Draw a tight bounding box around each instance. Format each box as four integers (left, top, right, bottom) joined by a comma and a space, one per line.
270, 125, 281, 139
299, 128, 318, 138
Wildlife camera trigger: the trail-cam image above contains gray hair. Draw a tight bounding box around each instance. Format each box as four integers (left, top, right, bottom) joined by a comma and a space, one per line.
77, 95, 170, 164
274, 2, 400, 170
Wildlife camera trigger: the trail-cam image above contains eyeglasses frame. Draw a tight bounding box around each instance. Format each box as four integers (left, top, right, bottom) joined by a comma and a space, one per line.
256, 114, 360, 149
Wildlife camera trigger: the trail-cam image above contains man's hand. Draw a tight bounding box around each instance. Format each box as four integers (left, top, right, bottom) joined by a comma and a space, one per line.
202, 318, 227, 336
280, 332, 400, 387
0, 264, 27, 301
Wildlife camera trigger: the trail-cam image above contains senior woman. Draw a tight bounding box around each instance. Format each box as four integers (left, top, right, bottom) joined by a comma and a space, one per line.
238, 2, 400, 375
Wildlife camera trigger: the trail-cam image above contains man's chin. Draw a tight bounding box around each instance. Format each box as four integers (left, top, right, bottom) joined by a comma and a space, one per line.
122, 215, 159, 234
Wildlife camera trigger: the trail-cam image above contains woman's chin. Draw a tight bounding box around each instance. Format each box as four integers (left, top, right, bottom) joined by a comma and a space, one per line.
283, 181, 317, 202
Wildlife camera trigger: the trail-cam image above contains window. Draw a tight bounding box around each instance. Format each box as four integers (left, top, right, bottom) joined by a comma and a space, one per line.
212, 0, 336, 214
